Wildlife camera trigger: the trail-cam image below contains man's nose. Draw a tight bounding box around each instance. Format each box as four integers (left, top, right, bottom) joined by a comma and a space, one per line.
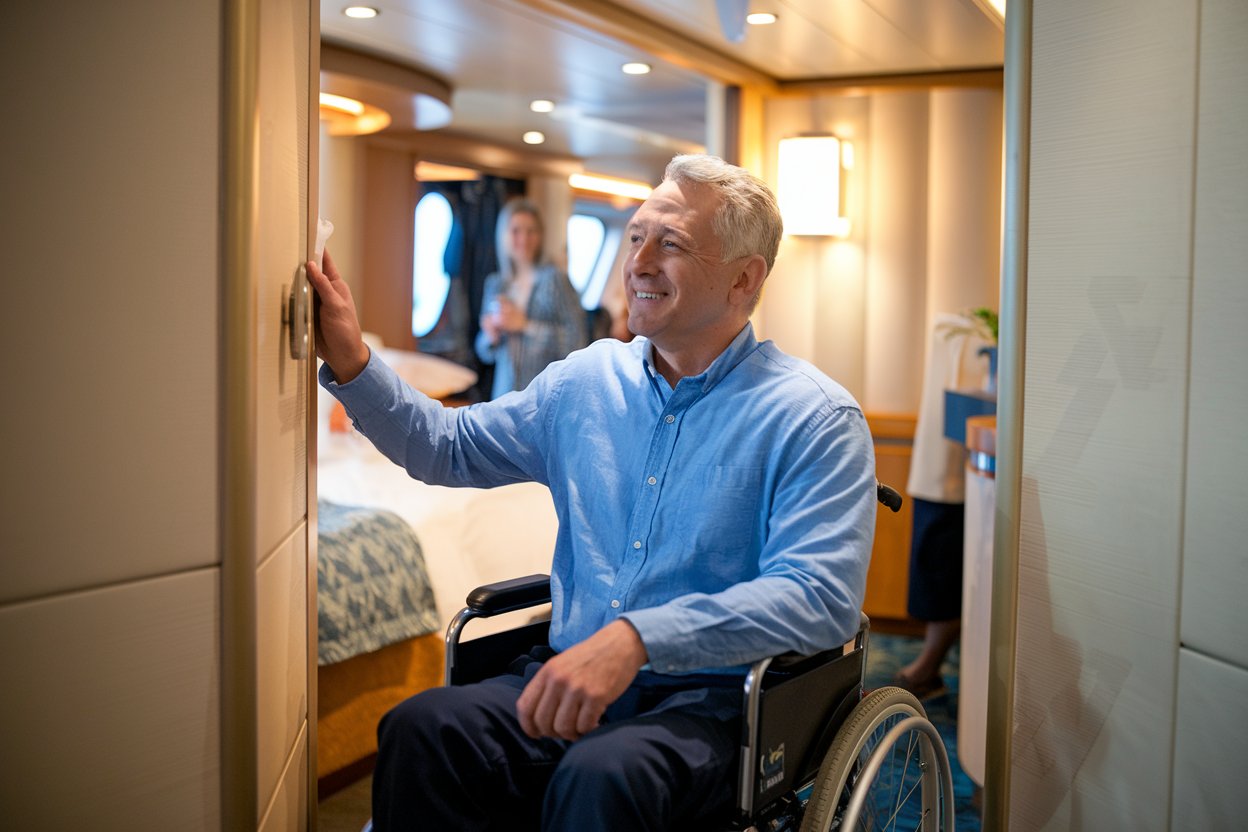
629, 239, 658, 273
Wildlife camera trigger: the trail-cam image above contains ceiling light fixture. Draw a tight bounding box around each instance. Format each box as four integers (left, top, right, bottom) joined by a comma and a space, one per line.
343, 6, 378, 19
318, 92, 391, 135
319, 92, 365, 116
523, 131, 546, 145
621, 62, 651, 75
746, 13, 777, 25
415, 161, 481, 182
530, 99, 555, 113
568, 173, 653, 201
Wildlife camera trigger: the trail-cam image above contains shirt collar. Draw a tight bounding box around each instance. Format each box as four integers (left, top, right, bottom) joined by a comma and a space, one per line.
641, 322, 759, 395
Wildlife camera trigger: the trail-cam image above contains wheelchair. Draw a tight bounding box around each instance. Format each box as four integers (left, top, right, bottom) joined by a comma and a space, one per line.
436, 482, 954, 832
363, 482, 954, 831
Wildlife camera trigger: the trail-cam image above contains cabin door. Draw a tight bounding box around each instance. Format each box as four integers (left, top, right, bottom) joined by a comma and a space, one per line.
221, 0, 319, 828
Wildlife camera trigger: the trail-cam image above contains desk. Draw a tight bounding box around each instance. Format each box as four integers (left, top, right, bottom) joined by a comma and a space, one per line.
943, 389, 996, 445
958, 415, 995, 787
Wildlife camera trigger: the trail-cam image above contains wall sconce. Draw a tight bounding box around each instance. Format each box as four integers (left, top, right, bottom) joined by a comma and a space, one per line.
778, 135, 853, 238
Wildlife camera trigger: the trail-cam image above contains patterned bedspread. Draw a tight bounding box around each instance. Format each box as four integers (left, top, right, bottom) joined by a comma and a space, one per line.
317, 499, 441, 666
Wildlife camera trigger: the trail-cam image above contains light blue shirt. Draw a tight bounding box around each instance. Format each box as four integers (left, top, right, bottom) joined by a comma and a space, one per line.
320, 323, 876, 675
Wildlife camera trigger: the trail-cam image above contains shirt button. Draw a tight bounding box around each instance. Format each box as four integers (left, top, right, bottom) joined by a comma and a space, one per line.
611, 599, 621, 609
647, 476, 657, 485
633, 540, 642, 549
665, 414, 675, 424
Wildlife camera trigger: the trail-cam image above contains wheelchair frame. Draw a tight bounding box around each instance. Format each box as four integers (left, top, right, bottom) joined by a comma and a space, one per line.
444, 574, 954, 831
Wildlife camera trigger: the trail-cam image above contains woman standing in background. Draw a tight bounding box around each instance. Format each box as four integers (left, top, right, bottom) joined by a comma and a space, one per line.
475, 198, 589, 399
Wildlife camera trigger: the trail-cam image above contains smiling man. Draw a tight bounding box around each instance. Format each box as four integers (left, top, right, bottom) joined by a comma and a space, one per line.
309, 154, 876, 831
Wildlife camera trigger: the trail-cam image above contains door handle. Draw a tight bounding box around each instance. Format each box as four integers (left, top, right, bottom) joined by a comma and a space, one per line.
283, 265, 309, 360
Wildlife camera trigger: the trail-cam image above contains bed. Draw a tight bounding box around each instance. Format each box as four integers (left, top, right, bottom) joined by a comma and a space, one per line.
314, 349, 559, 794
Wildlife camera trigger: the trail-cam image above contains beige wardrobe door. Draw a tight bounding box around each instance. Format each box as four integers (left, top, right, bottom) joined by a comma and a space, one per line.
222, 0, 319, 829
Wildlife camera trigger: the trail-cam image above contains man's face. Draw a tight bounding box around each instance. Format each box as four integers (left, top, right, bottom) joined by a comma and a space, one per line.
623, 179, 746, 355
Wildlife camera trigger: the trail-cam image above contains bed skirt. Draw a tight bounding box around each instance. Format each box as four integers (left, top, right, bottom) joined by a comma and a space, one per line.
317, 631, 445, 796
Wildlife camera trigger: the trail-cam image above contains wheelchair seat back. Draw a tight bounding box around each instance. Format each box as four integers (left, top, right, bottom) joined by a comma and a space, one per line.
739, 642, 865, 820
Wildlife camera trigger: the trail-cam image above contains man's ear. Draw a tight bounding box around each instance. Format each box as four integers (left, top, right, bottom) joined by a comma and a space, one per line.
729, 254, 768, 307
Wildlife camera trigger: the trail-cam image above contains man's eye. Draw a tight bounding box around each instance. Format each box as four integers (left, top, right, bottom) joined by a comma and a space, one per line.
661, 240, 679, 250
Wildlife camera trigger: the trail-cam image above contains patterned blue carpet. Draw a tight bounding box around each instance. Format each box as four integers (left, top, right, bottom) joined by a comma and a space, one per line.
862, 632, 981, 831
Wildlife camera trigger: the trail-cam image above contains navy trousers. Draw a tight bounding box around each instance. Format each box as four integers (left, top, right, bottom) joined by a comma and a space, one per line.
372, 653, 743, 831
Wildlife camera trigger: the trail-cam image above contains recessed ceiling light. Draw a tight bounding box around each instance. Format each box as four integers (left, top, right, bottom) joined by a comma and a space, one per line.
746, 13, 777, 25
343, 6, 378, 19
530, 99, 555, 113
621, 62, 651, 75
523, 131, 546, 145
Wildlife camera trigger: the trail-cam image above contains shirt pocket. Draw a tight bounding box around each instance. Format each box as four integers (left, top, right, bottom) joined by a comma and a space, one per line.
678, 464, 763, 567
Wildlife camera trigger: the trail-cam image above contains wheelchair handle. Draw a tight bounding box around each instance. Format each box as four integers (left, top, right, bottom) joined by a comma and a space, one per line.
876, 481, 903, 513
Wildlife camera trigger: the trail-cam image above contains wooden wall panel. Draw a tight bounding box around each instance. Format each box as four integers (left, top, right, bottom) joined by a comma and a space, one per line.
863, 414, 916, 622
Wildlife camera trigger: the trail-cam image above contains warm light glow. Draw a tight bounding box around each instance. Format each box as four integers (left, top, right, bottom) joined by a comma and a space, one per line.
989, 0, 1006, 16
415, 161, 481, 182
841, 141, 855, 170
343, 6, 378, 19
319, 92, 390, 136
523, 131, 546, 145
746, 13, 777, 25
778, 136, 851, 237
530, 99, 555, 113
319, 92, 364, 116
621, 62, 652, 75
568, 173, 653, 201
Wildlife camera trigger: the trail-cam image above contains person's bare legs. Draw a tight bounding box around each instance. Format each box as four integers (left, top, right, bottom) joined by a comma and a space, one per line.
898, 619, 960, 688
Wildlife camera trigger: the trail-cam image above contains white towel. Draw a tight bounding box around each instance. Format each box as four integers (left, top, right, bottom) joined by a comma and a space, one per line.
907, 312, 992, 503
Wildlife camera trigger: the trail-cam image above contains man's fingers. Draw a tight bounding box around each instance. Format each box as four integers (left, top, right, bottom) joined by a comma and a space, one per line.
552, 696, 589, 741
574, 703, 603, 737
306, 259, 334, 301
516, 675, 547, 738
528, 690, 562, 739
322, 248, 340, 280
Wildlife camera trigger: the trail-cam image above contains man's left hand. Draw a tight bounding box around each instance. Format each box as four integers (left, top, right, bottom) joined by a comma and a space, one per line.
515, 619, 648, 741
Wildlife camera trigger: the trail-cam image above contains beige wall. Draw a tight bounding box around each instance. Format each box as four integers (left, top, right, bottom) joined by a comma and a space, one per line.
0, 0, 223, 826
0, 1, 317, 828
1011, 0, 1245, 828
756, 87, 1002, 414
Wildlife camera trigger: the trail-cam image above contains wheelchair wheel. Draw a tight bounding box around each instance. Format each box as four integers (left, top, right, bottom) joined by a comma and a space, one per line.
798, 686, 954, 831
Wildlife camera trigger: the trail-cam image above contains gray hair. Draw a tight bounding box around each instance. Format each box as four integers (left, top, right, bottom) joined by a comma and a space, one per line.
663, 154, 783, 274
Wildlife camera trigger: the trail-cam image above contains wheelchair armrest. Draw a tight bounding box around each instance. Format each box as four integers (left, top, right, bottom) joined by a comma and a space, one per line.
758, 613, 871, 680
464, 573, 551, 617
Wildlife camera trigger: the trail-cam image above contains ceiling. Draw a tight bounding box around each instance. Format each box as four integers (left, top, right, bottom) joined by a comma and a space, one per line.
319, 0, 1004, 182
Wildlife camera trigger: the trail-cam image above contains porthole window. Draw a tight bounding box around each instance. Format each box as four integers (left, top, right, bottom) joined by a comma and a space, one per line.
566, 213, 606, 295
411, 192, 454, 337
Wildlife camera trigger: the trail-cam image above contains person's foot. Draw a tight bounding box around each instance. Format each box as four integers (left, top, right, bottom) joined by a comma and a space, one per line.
890, 670, 947, 700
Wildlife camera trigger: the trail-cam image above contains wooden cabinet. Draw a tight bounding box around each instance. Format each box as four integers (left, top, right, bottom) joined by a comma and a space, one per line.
862, 414, 916, 624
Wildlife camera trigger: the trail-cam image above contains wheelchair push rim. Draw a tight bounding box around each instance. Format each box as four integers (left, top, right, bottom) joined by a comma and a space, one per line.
797, 686, 954, 832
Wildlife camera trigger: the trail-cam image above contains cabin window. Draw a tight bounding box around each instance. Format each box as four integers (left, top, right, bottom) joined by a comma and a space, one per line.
411, 191, 454, 338
566, 213, 606, 299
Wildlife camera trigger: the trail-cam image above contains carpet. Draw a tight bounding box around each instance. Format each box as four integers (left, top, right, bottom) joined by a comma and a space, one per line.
863, 631, 981, 831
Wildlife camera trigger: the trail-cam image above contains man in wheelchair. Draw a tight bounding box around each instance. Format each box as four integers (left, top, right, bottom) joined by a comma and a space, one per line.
309, 154, 878, 830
